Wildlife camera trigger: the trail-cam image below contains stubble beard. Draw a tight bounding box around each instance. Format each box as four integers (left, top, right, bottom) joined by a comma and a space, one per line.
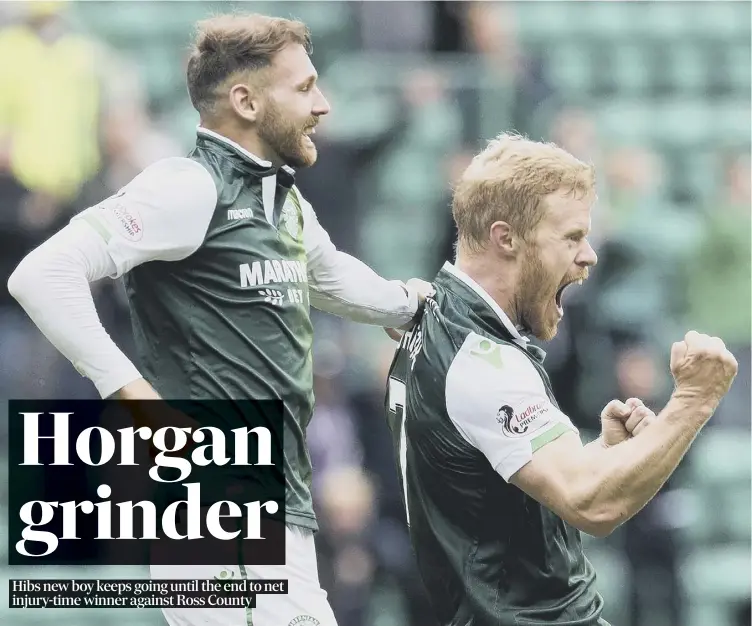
258, 101, 317, 169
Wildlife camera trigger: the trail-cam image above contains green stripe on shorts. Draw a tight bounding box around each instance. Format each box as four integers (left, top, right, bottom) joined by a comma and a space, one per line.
238, 534, 253, 626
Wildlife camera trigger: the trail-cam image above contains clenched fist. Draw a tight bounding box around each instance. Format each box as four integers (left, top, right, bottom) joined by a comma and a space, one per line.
670, 331, 738, 409
385, 278, 436, 342
601, 397, 656, 446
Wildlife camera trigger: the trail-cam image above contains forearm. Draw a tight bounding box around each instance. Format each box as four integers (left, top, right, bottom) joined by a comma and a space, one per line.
7, 221, 143, 398
309, 250, 418, 327
576, 395, 710, 532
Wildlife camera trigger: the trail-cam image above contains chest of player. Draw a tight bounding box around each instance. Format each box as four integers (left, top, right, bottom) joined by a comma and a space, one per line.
188, 183, 309, 309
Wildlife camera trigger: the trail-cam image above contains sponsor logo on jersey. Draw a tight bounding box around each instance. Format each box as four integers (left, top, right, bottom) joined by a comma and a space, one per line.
469, 338, 505, 370
98, 195, 143, 242
289, 616, 320, 626
260, 289, 284, 306
497, 402, 551, 438
227, 207, 253, 220
239, 259, 307, 288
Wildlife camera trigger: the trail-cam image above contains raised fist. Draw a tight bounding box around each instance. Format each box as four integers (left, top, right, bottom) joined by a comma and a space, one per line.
670, 331, 738, 408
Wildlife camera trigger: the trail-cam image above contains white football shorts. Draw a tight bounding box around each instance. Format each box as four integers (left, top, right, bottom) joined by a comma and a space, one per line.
150, 523, 337, 626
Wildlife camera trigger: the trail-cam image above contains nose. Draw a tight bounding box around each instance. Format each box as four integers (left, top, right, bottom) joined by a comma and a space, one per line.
313, 87, 331, 117
577, 238, 598, 268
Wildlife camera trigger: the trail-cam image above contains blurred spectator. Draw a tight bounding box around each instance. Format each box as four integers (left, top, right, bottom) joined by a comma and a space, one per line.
316, 465, 437, 626
461, 1, 555, 141
316, 466, 378, 626
308, 333, 364, 495
295, 81, 410, 257
358, 1, 433, 53
0, 2, 102, 206
616, 343, 685, 626
680, 151, 751, 429
432, 147, 474, 272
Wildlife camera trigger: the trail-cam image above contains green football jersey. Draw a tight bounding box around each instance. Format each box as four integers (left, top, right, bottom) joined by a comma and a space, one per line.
77, 130, 317, 529
385, 262, 608, 625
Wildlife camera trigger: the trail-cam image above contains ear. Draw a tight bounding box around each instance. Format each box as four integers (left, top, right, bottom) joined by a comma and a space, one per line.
489, 221, 517, 256
228, 82, 262, 123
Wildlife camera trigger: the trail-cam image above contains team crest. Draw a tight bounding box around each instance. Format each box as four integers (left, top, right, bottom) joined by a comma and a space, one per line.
281, 200, 300, 240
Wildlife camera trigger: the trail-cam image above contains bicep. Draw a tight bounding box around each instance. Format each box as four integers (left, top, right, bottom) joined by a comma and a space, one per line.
445, 333, 596, 528
71, 157, 217, 277
508, 429, 589, 524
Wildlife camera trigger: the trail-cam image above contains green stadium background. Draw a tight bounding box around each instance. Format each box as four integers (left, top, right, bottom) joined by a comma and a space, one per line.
0, 1, 749, 625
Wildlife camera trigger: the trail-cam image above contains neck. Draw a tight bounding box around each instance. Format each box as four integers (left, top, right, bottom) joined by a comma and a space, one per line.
201, 121, 280, 166
455, 250, 521, 327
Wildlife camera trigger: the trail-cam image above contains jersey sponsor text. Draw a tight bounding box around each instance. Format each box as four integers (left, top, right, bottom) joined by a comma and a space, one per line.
239, 260, 307, 288
496, 402, 551, 438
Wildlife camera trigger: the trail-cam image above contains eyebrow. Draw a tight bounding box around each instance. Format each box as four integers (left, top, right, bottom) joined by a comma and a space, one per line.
297, 74, 318, 88
566, 228, 589, 238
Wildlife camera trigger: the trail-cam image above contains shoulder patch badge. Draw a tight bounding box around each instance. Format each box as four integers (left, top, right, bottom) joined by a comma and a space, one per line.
496, 402, 551, 438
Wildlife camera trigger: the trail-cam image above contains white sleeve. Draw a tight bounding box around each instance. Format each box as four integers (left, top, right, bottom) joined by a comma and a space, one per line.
71, 156, 218, 277
299, 189, 418, 327
445, 333, 578, 481
7, 157, 218, 399
7, 219, 142, 398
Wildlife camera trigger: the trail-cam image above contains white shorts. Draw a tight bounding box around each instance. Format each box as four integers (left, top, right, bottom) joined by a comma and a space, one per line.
150, 524, 337, 626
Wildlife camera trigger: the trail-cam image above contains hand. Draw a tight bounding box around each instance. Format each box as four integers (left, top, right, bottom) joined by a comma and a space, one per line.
385, 278, 435, 343
116, 378, 201, 458
600, 397, 656, 446
622, 397, 656, 437
671, 331, 738, 411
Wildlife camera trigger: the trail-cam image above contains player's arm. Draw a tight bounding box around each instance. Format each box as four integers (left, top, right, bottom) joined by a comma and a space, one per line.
509, 332, 737, 537
298, 189, 431, 328
445, 332, 737, 538
7, 157, 217, 399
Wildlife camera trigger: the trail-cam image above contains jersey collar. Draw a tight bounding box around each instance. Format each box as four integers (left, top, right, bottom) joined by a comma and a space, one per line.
442, 261, 528, 344
440, 262, 548, 363
196, 126, 296, 177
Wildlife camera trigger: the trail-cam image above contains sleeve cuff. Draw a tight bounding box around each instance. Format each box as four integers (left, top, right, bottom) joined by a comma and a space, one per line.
398, 281, 420, 317
87, 363, 144, 399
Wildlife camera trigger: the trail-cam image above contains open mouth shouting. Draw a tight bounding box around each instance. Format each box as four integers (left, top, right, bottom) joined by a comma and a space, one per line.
554, 277, 585, 316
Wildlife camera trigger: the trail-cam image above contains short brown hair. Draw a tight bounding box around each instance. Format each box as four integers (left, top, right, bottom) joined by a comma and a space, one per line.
186, 13, 312, 116
452, 133, 595, 253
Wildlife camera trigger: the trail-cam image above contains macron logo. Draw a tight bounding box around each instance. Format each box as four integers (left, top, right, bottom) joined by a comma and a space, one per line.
227, 208, 253, 220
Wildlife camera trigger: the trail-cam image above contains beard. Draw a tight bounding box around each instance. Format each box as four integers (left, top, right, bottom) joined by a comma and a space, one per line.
516, 250, 561, 342
257, 99, 318, 169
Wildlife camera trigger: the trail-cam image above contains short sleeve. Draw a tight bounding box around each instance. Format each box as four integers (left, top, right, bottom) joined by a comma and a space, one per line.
71, 157, 217, 277
445, 333, 578, 481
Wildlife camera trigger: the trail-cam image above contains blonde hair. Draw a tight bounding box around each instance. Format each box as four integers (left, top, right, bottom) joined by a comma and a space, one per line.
452, 132, 595, 253
186, 13, 311, 116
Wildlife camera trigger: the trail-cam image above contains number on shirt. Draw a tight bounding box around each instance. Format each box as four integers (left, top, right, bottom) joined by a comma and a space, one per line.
387, 377, 410, 526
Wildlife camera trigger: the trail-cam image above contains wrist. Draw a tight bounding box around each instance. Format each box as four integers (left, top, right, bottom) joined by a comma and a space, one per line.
117, 378, 160, 400
666, 390, 715, 425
